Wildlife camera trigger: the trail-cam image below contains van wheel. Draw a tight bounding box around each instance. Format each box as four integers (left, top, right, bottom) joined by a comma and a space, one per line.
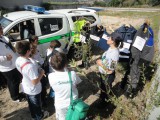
73, 46, 82, 60
68, 43, 82, 60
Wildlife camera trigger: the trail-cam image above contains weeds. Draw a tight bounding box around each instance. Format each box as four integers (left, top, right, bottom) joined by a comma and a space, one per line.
68, 53, 159, 120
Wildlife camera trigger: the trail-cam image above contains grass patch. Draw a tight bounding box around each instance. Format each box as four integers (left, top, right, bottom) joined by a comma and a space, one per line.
48, 2, 82, 5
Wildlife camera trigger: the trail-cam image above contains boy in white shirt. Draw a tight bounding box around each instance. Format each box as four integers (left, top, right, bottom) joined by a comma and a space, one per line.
48, 52, 82, 120
15, 41, 49, 120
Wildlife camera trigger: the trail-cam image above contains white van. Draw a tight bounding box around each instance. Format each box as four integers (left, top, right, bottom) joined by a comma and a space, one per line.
0, 5, 101, 59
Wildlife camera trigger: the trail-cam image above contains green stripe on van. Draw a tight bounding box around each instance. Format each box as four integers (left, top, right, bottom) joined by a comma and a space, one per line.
38, 32, 74, 44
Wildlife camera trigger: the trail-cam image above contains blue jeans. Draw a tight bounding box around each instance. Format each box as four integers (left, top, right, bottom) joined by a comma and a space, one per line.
26, 93, 43, 120
49, 88, 55, 98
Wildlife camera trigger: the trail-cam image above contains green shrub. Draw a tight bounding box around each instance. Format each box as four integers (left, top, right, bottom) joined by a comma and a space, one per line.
93, 1, 107, 7
107, 0, 121, 7
148, 0, 160, 6
41, 2, 51, 10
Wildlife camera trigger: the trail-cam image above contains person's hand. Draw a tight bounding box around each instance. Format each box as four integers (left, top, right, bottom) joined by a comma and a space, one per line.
96, 59, 102, 66
39, 68, 45, 76
6, 54, 12, 61
106, 69, 113, 74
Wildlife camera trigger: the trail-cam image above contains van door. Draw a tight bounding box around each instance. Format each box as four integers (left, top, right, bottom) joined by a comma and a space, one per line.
5, 19, 35, 44
35, 15, 71, 57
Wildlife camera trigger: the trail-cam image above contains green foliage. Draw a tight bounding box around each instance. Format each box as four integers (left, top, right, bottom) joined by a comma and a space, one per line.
107, 0, 121, 7
0, 8, 10, 16
116, 62, 128, 74
131, 0, 143, 6
153, 92, 160, 107
93, 1, 107, 7
157, 115, 160, 120
100, 0, 160, 7
148, 0, 160, 6
41, 2, 51, 10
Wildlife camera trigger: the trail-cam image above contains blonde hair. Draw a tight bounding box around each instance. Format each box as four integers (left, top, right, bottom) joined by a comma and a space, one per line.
144, 19, 150, 26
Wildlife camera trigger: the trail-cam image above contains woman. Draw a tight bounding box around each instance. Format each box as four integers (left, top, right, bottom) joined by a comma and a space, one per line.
96, 32, 123, 105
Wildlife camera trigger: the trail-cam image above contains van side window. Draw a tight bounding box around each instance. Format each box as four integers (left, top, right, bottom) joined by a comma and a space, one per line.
38, 18, 63, 35
83, 15, 96, 24
71, 16, 96, 24
72, 16, 81, 22
7, 19, 35, 42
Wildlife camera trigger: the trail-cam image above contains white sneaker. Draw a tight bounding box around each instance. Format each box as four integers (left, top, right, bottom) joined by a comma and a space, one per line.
12, 99, 20, 103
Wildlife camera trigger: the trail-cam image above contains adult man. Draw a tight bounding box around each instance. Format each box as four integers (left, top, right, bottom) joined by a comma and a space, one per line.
0, 24, 22, 102
78, 21, 91, 69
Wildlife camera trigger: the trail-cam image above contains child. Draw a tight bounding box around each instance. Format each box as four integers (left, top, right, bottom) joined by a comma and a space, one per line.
44, 40, 62, 74
48, 52, 82, 120
30, 44, 48, 108
96, 32, 123, 105
29, 35, 44, 65
15, 41, 49, 120
43, 40, 61, 98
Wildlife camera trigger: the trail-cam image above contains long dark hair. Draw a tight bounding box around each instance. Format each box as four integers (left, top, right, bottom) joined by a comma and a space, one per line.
110, 32, 123, 48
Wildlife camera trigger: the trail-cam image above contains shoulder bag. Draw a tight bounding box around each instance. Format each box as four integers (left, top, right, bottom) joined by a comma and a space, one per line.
66, 72, 89, 120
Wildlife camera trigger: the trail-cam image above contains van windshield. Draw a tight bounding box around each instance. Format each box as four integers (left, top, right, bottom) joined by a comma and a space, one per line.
0, 17, 12, 29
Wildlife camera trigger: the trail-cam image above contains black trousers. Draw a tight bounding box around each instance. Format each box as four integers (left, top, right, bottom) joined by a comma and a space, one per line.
0, 72, 7, 88
41, 76, 48, 106
100, 72, 115, 101
2, 68, 22, 100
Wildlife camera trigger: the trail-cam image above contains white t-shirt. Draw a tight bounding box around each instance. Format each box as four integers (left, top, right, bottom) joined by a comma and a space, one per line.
0, 36, 18, 72
16, 56, 42, 95
99, 47, 119, 74
48, 70, 82, 109
46, 48, 54, 73
33, 49, 44, 65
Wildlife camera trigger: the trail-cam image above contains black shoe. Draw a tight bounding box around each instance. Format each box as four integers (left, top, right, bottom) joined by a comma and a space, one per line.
19, 93, 26, 101
125, 85, 137, 99
124, 84, 133, 98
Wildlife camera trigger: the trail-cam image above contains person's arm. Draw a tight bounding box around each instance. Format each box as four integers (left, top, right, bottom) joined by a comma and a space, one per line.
0, 54, 12, 63
96, 59, 113, 74
27, 65, 45, 85
31, 68, 45, 85
0, 56, 7, 63
71, 71, 82, 86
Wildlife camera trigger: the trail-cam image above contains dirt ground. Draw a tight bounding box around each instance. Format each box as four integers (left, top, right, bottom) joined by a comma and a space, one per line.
0, 16, 145, 120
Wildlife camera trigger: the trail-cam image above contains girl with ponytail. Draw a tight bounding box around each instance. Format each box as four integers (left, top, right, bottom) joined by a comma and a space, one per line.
96, 32, 123, 106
